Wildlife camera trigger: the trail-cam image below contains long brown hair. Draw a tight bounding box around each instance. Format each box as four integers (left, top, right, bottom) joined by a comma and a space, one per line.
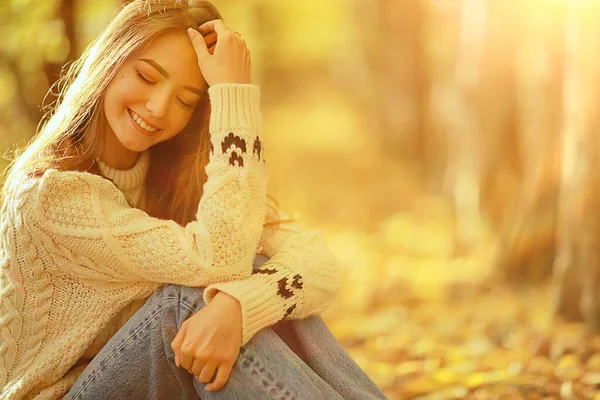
1, 0, 290, 228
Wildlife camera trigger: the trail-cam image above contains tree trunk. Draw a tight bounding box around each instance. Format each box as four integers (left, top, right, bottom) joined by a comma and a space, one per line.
350, 0, 426, 161
554, 2, 600, 330
494, 1, 564, 283
435, 0, 488, 246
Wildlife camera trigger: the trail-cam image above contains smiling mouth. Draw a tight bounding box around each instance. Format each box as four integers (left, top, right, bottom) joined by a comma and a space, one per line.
128, 108, 160, 134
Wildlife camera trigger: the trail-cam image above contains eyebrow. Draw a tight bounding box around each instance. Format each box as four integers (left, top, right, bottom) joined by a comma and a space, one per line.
138, 58, 205, 96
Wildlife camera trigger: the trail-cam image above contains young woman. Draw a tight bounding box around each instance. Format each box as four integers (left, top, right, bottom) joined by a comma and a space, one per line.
0, 1, 387, 399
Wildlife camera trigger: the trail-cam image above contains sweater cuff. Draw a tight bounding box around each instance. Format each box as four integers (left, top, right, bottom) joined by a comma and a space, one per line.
208, 84, 261, 136
203, 280, 286, 346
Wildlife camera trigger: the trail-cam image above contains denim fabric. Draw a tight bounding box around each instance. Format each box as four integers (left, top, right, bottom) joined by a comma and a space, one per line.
65, 255, 388, 400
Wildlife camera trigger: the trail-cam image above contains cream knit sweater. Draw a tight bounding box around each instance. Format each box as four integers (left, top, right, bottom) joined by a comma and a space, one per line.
0, 84, 341, 400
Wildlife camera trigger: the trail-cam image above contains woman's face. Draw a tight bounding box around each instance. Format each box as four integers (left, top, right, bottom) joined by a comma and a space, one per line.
104, 30, 206, 154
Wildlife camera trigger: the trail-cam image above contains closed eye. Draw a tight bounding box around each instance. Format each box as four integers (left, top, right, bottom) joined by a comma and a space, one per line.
136, 70, 154, 84
137, 70, 193, 109
177, 98, 193, 109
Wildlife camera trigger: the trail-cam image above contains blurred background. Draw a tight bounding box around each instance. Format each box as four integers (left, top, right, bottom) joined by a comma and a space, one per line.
4, 0, 600, 398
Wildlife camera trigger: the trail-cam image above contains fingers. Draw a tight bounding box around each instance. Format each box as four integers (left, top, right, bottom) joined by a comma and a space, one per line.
197, 19, 230, 37
190, 356, 207, 377
196, 361, 218, 384
187, 28, 209, 60
203, 32, 217, 55
180, 352, 195, 372
198, 19, 245, 47
205, 362, 234, 391
178, 333, 197, 371
170, 321, 188, 367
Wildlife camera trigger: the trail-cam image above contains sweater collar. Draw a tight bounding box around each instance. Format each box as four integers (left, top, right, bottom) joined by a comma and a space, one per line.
96, 150, 150, 190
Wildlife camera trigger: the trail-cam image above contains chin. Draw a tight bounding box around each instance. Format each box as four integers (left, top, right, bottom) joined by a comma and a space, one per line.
125, 140, 151, 153
117, 131, 152, 153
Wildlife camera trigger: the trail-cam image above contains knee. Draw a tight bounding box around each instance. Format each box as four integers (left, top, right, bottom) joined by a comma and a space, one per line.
156, 284, 206, 314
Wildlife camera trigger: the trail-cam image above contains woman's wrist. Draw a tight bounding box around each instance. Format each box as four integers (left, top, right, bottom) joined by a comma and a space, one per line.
213, 290, 241, 307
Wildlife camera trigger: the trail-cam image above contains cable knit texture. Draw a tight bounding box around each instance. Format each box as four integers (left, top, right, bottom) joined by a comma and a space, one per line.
0, 83, 341, 400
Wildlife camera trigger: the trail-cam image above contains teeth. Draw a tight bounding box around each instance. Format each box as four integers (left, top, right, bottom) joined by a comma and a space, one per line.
129, 109, 158, 133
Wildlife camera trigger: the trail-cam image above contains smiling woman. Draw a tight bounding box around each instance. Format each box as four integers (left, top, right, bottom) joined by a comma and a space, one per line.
0, 0, 387, 399
102, 31, 207, 167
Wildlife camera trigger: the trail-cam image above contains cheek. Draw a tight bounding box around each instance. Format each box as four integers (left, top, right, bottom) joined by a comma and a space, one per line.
106, 76, 142, 111
104, 84, 120, 122
166, 108, 194, 137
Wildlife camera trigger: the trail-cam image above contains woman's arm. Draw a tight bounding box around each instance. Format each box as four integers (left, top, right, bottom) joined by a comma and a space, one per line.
28, 84, 267, 287
201, 209, 342, 346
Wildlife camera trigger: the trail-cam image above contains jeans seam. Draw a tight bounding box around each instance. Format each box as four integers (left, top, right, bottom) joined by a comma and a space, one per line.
71, 297, 180, 399
238, 347, 294, 399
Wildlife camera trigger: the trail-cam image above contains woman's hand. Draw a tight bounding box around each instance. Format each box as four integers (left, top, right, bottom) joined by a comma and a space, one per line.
187, 19, 251, 86
170, 291, 243, 391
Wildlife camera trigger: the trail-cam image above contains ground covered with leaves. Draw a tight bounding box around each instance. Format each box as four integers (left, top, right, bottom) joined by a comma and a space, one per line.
316, 201, 600, 399
325, 281, 600, 399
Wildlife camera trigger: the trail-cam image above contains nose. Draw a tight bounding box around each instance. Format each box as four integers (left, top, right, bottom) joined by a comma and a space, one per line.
145, 89, 170, 120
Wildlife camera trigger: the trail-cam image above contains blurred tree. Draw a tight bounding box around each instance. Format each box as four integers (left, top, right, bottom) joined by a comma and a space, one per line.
419, 0, 489, 246
554, 1, 600, 330
351, 0, 427, 161
493, 0, 564, 283
441, 0, 488, 246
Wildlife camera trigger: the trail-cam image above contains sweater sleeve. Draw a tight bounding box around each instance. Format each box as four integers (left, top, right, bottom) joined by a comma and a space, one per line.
201, 209, 342, 345
28, 84, 267, 286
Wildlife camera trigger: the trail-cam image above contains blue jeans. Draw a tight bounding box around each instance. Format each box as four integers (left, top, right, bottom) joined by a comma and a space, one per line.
65, 255, 387, 399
